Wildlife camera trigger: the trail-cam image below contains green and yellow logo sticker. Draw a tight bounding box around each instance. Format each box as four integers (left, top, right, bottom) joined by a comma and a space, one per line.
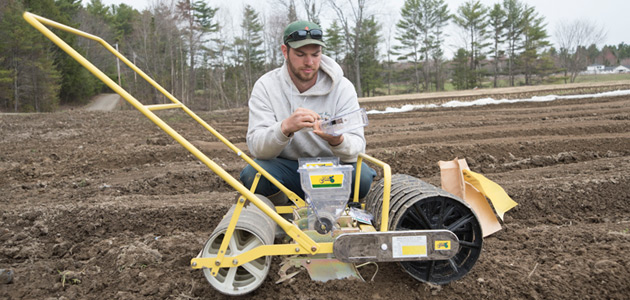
310, 174, 343, 188
435, 240, 451, 250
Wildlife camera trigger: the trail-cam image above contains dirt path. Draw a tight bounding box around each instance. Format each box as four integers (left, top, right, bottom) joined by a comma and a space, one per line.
85, 93, 121, 111
0, 89, 629, 299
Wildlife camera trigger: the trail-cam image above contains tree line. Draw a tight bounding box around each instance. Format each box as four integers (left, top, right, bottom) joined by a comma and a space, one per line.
1, 0, 629, 112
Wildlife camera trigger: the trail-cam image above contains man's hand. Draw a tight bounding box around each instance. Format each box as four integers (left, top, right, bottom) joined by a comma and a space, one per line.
313, 120, 344, 146
281, 107, 320, 136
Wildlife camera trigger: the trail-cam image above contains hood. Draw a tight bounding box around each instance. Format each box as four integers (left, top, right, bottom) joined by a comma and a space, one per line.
282, 54, 343, 97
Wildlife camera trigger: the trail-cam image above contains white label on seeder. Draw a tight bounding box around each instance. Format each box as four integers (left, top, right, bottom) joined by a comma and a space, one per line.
392, 236, 427, 258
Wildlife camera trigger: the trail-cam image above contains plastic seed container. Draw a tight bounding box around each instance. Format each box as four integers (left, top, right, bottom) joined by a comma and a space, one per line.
319, 108, 368, 136
298, 157, 354, 233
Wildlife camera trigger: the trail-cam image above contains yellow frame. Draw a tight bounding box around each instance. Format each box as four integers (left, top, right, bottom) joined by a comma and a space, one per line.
23, 12, 391, 274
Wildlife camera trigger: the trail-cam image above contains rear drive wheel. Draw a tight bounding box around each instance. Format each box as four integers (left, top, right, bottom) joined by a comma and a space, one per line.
365, 174, 483, 284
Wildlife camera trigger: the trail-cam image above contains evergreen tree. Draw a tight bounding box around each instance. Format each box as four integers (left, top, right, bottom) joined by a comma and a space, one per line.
0, 0, 61, 112
519, 4, 549, 85
234, 5, 265, 102
454, 0, 489, 89
325, 20, 345, 64
395, 0, 426, 93
488, 3, 506, 87
395, 0, 446, 92
356, 16, 382, 97
430, 0, 450, 91
452, 48, 471, 90
502, 0, 524, 86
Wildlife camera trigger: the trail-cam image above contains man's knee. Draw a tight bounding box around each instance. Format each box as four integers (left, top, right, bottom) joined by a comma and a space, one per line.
239, 165, 257, 188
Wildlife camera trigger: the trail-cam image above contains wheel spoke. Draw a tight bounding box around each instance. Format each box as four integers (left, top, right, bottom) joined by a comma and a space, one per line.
223, 267, 238, 288
405, 208, 428, 228
442, 205, 456, 224
437, 198, 446, 227
228, 234, 239, 254
447, 214, 475, 232
412, 204, 433, 229
426, 260, 435, 282
241, 261, 267, 280
447, 258, 459, 273
459, 240, 481, 249
239, 235, 263, 254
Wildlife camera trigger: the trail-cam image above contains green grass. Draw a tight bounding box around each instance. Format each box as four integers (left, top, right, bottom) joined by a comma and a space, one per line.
574, 73, 630, 83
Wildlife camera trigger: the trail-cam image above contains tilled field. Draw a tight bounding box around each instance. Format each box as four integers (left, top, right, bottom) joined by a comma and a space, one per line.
1, 91, 629, 299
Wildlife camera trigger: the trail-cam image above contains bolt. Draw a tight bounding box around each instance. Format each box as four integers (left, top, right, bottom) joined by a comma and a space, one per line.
233, 259, 238, 265
306, 260, 311, 264
192, 262, 197, 267
381, 243, 388, 251
311, 246, 317, 252
239, 198, 245, 203
215, 261, 221, 266
295, 247, 300, 252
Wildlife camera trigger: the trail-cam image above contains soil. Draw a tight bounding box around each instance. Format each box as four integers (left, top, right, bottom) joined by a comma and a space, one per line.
1, 86, 629, 299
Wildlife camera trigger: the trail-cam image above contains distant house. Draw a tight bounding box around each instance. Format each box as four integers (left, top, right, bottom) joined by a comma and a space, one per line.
612, 65, 630, 73
584, 64, 630, 74
586, 64, 605, 74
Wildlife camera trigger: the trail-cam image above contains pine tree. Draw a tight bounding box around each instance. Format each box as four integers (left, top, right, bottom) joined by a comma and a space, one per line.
502, 0, 524, 86
488, 3, 506, 87
0, 0, 61, 112
325, 20, 345, 64
452, 48, 471, 90
395, 0, 426, 93
235, 5, 265, 103
519, 4, 549, 85
454, 0, 489, 89
430, 0, 450, 91
357, 16, 382, 97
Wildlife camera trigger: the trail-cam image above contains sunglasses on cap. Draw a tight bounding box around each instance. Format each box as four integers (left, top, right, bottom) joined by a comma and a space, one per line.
284, 29, 323, 44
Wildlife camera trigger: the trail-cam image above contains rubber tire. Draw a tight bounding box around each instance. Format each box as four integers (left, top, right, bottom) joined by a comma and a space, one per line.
365, 174, 483, 285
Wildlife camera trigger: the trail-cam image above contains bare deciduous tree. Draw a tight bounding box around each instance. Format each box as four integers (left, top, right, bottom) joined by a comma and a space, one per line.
328, 0, 376, 95
555, 19, 606, 83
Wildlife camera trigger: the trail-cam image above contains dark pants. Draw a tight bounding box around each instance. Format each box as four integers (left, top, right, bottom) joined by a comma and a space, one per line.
239, 157, 377, 200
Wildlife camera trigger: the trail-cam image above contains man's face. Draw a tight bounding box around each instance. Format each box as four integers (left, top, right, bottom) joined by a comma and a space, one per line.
283, 44, 322, 84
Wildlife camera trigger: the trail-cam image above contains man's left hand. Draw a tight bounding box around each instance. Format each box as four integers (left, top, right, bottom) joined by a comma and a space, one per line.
313, 121, 343, 146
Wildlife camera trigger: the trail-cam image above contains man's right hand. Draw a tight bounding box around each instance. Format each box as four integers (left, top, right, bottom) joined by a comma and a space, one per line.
281, 107, 320, 137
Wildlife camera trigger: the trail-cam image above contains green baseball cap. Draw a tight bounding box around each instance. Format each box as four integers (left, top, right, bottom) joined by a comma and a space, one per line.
283, 20, 326, 48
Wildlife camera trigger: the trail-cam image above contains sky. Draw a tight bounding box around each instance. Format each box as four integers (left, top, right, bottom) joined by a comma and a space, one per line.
91, 0, 629, 57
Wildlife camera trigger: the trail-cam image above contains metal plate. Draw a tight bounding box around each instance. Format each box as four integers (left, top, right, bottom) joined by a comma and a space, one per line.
333, 230, 459, 263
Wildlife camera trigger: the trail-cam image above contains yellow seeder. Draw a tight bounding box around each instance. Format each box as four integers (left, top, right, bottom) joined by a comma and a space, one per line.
25, 12, 517, 296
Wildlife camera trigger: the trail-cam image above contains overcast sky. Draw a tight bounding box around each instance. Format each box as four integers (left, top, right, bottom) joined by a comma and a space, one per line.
93, 0, 629, 57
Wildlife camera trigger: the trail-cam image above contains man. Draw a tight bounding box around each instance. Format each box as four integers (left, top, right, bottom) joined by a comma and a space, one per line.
240, 20, 376, 205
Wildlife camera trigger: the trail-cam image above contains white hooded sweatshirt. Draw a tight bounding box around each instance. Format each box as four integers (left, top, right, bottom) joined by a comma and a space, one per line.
246, 54, 365, 163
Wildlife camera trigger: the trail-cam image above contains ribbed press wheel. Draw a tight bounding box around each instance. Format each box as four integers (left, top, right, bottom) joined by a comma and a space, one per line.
201, 195, 276, 295
201, 229, 271, 295
365, 174, 483, 285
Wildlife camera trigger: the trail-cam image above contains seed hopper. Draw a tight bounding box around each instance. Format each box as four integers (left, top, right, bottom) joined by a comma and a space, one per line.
24, 12, 517, 296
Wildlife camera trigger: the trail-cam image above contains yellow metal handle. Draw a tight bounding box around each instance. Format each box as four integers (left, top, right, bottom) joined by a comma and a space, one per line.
23, 11, 317, 254
355, 153, 391, 232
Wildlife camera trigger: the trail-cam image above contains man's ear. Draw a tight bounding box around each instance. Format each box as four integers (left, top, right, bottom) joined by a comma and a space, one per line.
281, 44, 289, 60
